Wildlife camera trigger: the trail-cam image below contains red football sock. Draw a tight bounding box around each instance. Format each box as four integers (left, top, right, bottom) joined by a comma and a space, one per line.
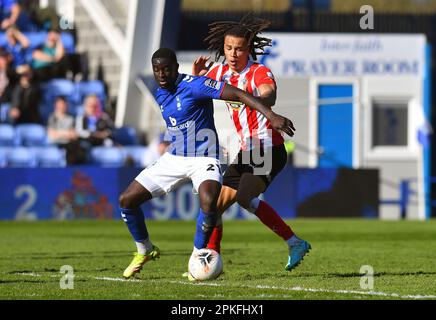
255, 200, 294, 240
206, 224, 223, 253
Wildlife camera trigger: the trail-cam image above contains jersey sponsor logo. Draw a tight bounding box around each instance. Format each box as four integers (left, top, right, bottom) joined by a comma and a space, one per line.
266, 71, 274, 79
225, 101, 244, 110
169, 116, 177, 126
204, 78, 221, 90
167, 120, 193, 131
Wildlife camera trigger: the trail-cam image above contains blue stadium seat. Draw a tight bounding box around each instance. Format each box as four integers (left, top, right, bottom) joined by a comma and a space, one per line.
0, 103, 11, 123
0, 147, 8, 167
27, 32, 75, 52
15, 124, 48, 146
0, 124, 17, 146
44, 79, 76, 102
123, 146, 148, 167
76, 80, 106, 105
41, 79, 77, 119
113, 126, 139, 146
32, 147, 67, 167
38, 101, 52, 124
25, 33, 47, 64
6, 147, 37, 167
73, 104, 84, 116
90, 147, 126, 167
26, 32, 48, 50
60, 33, 75, 54
0, 32, 74, 49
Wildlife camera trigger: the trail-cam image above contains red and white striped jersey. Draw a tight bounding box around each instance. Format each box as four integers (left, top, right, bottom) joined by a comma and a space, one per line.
206, 61, 284, 151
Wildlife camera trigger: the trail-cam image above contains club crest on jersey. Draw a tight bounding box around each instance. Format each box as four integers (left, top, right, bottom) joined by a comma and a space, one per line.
204, 78, 221, 90
226, 101, 244, 110
176, 95, 182, 111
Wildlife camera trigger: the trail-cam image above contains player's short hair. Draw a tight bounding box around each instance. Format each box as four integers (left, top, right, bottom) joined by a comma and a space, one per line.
204, 13, 272, 62
151, 48, 177, 63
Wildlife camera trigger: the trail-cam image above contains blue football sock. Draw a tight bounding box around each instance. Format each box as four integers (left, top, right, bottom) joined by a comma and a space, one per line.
120, 207, 149, 242
194, 209, 218, 250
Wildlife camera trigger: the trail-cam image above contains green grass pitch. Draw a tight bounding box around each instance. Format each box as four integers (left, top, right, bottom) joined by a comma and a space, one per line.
1, 219, 436, 300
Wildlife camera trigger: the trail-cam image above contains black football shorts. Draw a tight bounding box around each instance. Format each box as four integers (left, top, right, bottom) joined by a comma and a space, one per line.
223, 144, 287, 190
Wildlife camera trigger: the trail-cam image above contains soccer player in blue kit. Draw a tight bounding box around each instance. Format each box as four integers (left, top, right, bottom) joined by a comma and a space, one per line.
118, 48, 296, 279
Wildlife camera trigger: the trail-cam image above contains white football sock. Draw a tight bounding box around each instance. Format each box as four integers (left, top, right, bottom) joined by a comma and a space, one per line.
136, 238, 153, 255
192, 246, 200, 254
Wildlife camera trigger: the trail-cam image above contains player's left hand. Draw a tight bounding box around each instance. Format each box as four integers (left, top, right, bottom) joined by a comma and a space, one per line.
192, 55, 213, 76
269, 113, 296, 137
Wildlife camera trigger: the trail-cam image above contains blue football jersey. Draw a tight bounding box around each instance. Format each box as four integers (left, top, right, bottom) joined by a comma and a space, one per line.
154, 73, 225, 158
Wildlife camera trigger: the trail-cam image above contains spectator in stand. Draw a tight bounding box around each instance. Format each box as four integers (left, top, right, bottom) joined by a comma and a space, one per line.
0, 48, 16, 104
31, 29, 68, 82
8, 64, 41, 124
0, 0, 20, 30
47, 96, 77, 145
47, 95, 88, 165
4, 26, 29, 72
76, 94, 114, 147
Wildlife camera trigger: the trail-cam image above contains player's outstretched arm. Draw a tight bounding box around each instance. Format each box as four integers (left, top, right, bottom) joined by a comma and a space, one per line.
220, 84, 296, 137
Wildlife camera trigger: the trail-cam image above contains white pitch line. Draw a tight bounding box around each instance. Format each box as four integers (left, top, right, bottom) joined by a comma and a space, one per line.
94, 276, 142, 283
94, 277, 436, 300
254, 285, 436, 300
13, 273, 436, 300
15, 272, 42, 277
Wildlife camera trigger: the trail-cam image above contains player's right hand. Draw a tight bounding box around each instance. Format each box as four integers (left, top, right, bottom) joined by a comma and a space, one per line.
192, 55, 213, 76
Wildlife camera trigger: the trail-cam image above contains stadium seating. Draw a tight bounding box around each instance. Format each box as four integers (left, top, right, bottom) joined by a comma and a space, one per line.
15, 124, 48, 146
0, 32, 75, 65
6, 147, 38, 167
39, 79, 107, 121
43, 79, 77, 103
123, 146, 148, 167
31, 146, 66, 167
0, 103, 10, 123
113, 126, 139, 146
90, 147, 126, 167
0, 148, 7, 167
76, 80, 106, 105
39, 79, 78, 121
0, 124, 17, 146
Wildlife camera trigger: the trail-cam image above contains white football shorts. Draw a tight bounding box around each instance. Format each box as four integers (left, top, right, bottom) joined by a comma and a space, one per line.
135, 152, 222, 198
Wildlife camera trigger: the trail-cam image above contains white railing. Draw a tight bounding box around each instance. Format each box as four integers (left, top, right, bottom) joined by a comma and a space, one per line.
78, 0, 127, 64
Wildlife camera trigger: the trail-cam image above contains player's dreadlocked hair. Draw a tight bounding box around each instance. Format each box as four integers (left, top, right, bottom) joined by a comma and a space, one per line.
204, 13, 272, 62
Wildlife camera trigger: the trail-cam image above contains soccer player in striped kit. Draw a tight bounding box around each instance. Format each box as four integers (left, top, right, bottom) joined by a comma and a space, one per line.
191, 15, 311, 272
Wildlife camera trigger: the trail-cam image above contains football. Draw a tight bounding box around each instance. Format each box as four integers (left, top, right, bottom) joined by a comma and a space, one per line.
188, 248, 223, 281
